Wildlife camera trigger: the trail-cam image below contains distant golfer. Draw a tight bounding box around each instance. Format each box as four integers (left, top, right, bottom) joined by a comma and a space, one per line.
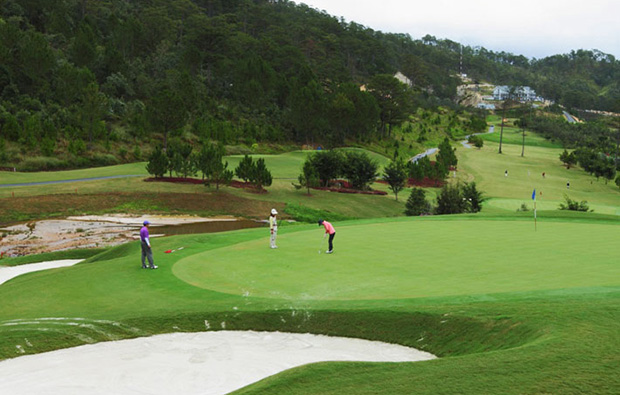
140, 220, 157, 269
318, 219, 335, 254
269, 208, 278, 249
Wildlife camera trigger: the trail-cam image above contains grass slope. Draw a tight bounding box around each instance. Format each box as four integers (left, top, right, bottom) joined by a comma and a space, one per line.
456, 138, 620, 215
0, 216, 618, 394
1, 149, 406, 223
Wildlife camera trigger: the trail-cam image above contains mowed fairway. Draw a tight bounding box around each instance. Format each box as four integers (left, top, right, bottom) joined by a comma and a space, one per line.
457, 136, 620, 214
173, 218, 618, 300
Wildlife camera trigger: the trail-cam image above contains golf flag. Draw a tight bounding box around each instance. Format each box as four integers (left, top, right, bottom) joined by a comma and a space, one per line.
532, 189, 537, 231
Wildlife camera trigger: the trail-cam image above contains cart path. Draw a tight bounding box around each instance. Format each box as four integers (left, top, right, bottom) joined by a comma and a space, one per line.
0, 174, 144, 188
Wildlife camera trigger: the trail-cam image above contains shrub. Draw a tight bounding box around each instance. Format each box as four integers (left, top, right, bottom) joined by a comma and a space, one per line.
383, 159, 407, 201
40, 137, 56, 156
308, 150, 344, 187
133, 145, 142, 160
235, 154, 254, 183
342, 151, 378, 190
468, 135, 484, 149
68, 138, 86, 155
435, 184, 466, 215
90, 154, 119, 167
146, 146, 168, 178
118, 147, 128, 160
0, 138, 7, 163
516, 203, 530, 212
462, 182, 486, 213
558, 195, 590, 212
18, 157, 69, 171
297, 160, 319, 195
405, 188, 432, 216
250, 158, 272, 189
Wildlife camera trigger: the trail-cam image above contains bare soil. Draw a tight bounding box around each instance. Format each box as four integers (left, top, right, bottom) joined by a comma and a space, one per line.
0, 191, 281, 256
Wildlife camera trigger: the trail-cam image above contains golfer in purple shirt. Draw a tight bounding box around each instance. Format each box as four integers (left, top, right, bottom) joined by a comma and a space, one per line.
140, 220, 157, 269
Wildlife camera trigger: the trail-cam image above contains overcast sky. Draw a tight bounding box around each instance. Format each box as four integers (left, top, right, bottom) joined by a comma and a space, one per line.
302, 0, 620, 59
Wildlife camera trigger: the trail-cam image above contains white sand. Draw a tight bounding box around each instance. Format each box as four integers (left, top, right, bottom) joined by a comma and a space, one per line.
0, 331, 435, 395
0, 260, 436, 394
0, 259, 83, 285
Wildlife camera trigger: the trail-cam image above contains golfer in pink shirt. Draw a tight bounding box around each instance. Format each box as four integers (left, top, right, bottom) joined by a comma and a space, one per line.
318, 219, 336, 254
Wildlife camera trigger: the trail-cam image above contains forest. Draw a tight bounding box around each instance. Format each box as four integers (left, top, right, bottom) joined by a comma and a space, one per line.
0, 0, 618, 170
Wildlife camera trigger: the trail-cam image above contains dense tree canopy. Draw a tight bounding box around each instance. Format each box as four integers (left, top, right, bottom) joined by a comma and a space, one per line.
0, 0, 618, 170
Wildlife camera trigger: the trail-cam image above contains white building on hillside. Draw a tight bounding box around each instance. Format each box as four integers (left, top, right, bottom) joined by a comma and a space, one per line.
493, 85, 540, 102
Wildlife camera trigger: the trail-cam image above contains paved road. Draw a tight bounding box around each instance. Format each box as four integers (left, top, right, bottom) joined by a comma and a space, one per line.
0, 175, 144, 188
409, 148, 438, 163
461, 125, 495, 149
563, 111, 577, 123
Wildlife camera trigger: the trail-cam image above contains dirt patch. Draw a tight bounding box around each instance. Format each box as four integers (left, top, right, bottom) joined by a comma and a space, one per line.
0, 190, 282, 256
0, 214, 265, 257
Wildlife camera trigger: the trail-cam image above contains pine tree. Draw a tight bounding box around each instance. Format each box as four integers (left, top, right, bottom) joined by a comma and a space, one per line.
383, 159, 407, 201
146, 146, 168, 178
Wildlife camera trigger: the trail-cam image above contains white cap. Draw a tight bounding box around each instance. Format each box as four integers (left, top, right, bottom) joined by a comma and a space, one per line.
271, 209, 278, 215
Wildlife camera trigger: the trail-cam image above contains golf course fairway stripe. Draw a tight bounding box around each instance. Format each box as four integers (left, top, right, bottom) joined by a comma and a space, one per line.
172, 219, 619, 300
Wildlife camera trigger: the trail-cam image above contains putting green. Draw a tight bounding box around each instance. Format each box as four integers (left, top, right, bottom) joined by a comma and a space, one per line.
172, 219, 619, 300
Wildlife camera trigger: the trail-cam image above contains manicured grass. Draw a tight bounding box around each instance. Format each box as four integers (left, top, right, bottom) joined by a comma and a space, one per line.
480, 126, 562, 148
456, 139, 620, 211
173, 217, 619, 300
0, 215, 618, 394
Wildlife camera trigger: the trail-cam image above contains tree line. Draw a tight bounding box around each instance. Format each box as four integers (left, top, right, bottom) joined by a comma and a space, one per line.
1, 0, 617, 171
146, 142, 272, 190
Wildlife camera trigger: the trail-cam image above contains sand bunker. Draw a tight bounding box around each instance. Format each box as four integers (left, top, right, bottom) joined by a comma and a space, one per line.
0, 259, 83, 285
1, 263, 435, 394
0, 331, 435, 395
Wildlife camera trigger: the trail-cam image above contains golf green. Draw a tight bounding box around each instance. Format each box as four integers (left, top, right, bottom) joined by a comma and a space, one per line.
173, 219, 619, 300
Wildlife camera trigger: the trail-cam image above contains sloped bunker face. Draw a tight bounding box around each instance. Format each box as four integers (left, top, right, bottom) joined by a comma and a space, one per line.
172, 219, 618, 301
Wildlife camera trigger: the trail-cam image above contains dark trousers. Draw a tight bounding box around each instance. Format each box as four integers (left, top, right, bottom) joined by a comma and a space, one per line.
328, 232, 335, 251
141, 241, 154, 268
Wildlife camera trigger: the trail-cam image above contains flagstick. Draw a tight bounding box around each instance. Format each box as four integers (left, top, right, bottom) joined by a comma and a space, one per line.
534, 200, 537, 231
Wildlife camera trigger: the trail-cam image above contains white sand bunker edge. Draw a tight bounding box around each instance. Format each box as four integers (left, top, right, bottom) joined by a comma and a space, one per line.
0, 261, 436, 394
0, 331, 436, 395
0, 259, 83, 285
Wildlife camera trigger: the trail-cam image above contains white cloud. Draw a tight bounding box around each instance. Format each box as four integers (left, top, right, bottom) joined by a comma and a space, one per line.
302, 0, 620, 58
